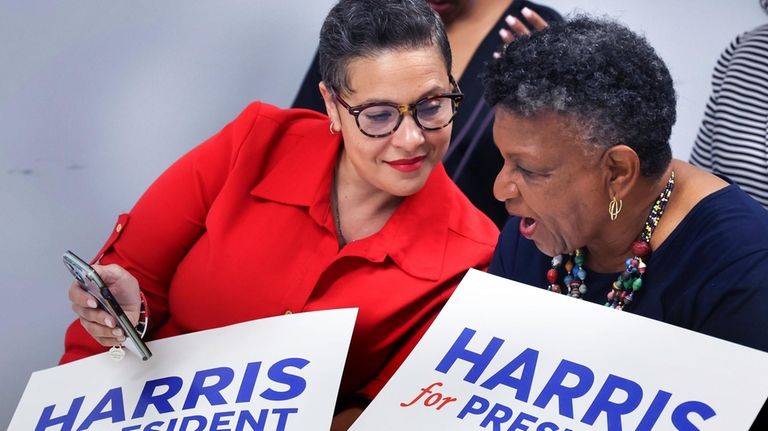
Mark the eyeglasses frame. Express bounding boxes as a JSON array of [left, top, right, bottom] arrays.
[[332, 76, 464, 138]]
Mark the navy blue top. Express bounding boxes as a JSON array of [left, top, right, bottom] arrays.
[[490, 183, 768, 353]]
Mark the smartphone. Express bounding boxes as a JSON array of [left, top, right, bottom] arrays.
[[63, 250, 152, 361]]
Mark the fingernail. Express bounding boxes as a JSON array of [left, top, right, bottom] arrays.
[[112, 328, 124, 337], [506, 15, 517, 26], [522, 7, 532, 17], [117, 336, 126, 342], [493, 52, 501, 59], [499, 28, 509, 39], [104, 317, 114, 327], [87, 299, 98, 308]]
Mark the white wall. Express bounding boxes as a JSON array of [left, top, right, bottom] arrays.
[[0, 0, 336, 425], [1, 0, 765, 426]]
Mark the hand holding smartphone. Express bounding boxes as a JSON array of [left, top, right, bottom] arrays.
[[63, 251, 152, 361]]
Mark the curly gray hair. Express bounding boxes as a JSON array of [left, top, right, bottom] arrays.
[[484, 16, 677, 179]]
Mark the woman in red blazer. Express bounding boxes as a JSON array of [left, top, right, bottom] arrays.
[[63, 0, 498, 428]]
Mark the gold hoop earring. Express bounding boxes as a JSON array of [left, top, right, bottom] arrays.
[[329, 121, 338, 135], [608, 196, 623, 221]]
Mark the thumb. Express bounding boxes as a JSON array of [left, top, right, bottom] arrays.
[[92, 263, 131, 286]]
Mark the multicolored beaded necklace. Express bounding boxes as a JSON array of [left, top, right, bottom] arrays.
[[546, 171, 676, 310]]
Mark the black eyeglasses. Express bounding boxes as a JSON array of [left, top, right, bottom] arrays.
[[333, 77, 464, 138]]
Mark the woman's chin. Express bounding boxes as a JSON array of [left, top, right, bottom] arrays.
[[530, 238, 567, 258]]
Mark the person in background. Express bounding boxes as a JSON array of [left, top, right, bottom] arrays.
[[486, 16, 768, 428], [690, 0, 768, 209], [294, 0, 562, 228], [62, 0, 498, 429]]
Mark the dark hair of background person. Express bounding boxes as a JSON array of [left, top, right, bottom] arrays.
[[484, 16, 677, 179], [318, 0, 451, 94], [294, 1, 563, 229]]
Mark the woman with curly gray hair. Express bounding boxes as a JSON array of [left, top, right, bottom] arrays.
[[486, 18, 768, 426], [486, 17, 768, 350]]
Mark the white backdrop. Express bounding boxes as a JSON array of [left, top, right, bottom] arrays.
[[0, 0, 765, 427]]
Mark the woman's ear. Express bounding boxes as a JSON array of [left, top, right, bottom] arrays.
[[603, 144, 641, 199], [319, 82, 342, 133]]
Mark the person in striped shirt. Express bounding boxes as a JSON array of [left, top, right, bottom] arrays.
[[690, 3, 768, 209]]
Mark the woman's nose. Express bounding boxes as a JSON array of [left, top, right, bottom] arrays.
[[391, 114, 425, 150], [493, 169, 520, 203]]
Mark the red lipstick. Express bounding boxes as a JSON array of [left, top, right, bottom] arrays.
[[387, 156, 426, 173]]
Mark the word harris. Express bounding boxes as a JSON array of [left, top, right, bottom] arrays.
[[400, 327, 717, 431], [35, 357, 309, 431]]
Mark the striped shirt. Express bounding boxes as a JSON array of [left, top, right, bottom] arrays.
[[690, 23, 768, 208]]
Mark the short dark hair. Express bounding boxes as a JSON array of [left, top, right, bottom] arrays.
[[318, 0, 452, 94], [483, 16, 676, 178]]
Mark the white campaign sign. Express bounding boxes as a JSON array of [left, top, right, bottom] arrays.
[[352, 270, 768, 431], [11, 308, 357, 431]]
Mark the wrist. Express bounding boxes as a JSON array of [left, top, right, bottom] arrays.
[[136, 290, 149, 338]]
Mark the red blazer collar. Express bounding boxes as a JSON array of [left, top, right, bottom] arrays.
[[250, 116, 338, 208], [250, 114, 452, 281]]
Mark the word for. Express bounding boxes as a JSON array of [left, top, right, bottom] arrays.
[[400, 382, 458, 410]]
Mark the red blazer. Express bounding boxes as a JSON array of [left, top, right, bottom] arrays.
[[61, 102, 499, 403]]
